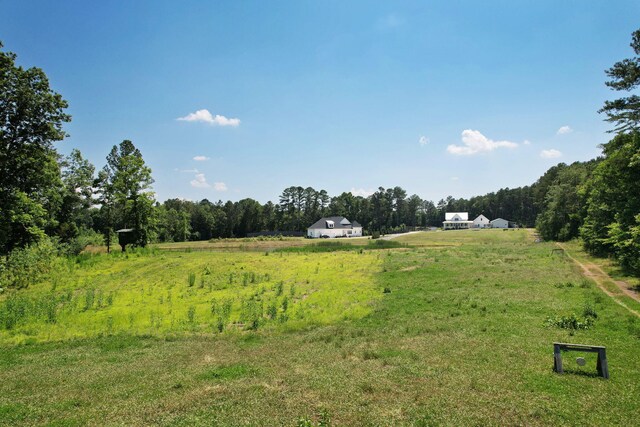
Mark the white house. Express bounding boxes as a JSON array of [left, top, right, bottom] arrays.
[[307, 216, 363, 238], [473, 214, 491, 228], [443, 212, 474, 230], [490, 218, 509, 229]]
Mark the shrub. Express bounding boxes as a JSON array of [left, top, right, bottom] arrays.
[[267, 303, 277, 319], [583, 304, 598, 319], [84, 287, 95, 311], [215, 316, 225, 333], [65, 228, 104, 256], [545, 313, 594, 330], [187, 272, 196, 287], [187, 306, 196, 324], [0, 293, 29, 330], [0, 237, 60, 289]]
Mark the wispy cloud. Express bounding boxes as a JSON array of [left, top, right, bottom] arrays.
[[451, 176, 459, 181], [190, 173, 210, 188], [213, 182, 228, 192], [523, 140, 531, 145], [377, 13, 405, 30], [540, 149, 562, 159], [177, 109, 240, 127], [193, 155, 210, 161], [447, 130, 518, 156], [557, 125, 572, 135], [350, 188, 375, 198], [419, 136, 429, 146]]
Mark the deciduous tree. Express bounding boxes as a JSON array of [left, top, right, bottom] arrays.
[[0, 42, 70, 254]]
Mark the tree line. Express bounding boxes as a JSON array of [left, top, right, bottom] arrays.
[[535, 29, 640, 275], [1, 29, 639, 276]]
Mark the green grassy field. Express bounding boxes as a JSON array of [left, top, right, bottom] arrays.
[[1, 230, 639, 425]]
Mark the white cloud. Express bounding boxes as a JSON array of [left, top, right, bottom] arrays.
[[177, 109, 240, 127], [190, 173, 227, 191], [451, 176, 459, 181], [557, 125, 572, 135], [180, 168, 199, 173], [540, 149, 562, 159], [190, 173, 210, 188], [213, 182, 228, 192], [419, 136, 429, 146], [447, 129, 518, 156], [523, 140, 531, 145], [193, 155, 210, 161], [350, 188, 375, 198]]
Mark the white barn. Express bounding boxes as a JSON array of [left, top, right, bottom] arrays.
[[473, 214, 491, 228], [490, 218, 509, 229], [307, 216, 363, 238], [443, 212, 474, 230]]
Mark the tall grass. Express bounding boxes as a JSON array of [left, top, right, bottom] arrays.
[[276, 240, 406, 253], [0, 248, 382, 343]]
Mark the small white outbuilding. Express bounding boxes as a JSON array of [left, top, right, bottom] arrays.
[[490, 218, 509, 229]]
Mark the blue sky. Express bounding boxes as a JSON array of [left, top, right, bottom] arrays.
[[2, 1, 638, 203]]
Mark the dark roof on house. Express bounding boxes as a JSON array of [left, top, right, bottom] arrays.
[[308, 216, 362, 230]]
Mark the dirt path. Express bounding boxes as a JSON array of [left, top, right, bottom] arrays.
[[380, 231, 423, 240], [556, 242, 640, 318]]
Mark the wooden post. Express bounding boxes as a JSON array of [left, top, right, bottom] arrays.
[[597, 348, 609, 379], [553, 343, 563, 374]]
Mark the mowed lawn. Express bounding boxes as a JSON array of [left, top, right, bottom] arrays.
[[1, 230, 639, 425]]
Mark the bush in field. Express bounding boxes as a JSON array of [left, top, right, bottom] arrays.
[[63, 228, 105, 256], [0, 291, 61, 329], [241, 299, 262, 330], [212, 298, 233, 333], [545, 312, 596, 330], [0, 293, 29, 329], [267, 303, 277, 319], [0, 237, 59, 289], [187, 306, 196, 324], [84, 288, 95, 311]]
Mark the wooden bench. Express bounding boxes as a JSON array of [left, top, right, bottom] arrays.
[[553, 342, 609, 379]]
